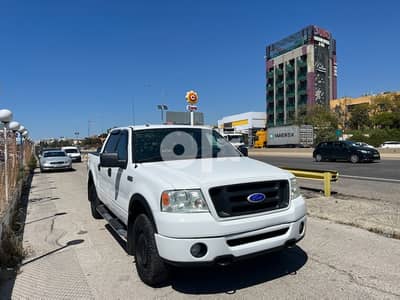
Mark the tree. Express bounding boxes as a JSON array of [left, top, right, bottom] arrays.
[[348, 103, 370, 130], [370, 94, 400, 129], [300, 105, 339, 144]]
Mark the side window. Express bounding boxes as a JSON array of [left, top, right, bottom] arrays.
[[103, 131, 120, 153], [333, 142, 341, 148], [116, 131, 128, 161]]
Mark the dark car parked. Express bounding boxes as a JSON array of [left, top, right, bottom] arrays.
[[313, 141, 380, 163]]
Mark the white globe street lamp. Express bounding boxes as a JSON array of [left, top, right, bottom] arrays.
[[8, 121, 21, 131], [0, 109, 13, 204], [0, 109, 13, 123]]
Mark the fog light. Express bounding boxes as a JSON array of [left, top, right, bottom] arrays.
[[299, 221, 305, 234], [190, 243, 208, 258]]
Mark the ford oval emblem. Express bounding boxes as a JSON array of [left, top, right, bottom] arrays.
[[247, 193, 266, 203]]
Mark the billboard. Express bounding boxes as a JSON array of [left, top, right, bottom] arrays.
[[166, 111, 204, 125]]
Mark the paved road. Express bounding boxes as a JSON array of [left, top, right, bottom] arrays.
[[251, 155, 400, 181], [4, 163, 400, 299]]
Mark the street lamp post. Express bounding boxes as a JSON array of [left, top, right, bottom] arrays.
[[8, 121, 22, 169], [157, 104, 168, 123], [21, 129, 29, 167], [0, 109, 13, 205]]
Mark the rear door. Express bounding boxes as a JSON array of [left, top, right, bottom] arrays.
[[107, 130, 130, 222], [319, 142, 332, 158], [97, 131, 121, 206]]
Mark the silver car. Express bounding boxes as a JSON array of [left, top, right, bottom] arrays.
[[39, 150, 72, 172]]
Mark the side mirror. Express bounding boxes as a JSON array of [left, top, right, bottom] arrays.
[[96, 147, 102, 153], [100, 153, 127, 168], [238, 146, 248, 157]]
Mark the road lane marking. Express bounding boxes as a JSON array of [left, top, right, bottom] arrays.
[[341, 175, 400, 183]]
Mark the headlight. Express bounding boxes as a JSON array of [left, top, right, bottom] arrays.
[[290, 177, 301, 200], [161, 189, 209, 213], [360, 150, 369, 154]]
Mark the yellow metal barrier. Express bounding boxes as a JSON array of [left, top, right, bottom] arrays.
[[280, 167, 339, 197]]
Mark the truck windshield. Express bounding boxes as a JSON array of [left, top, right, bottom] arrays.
[[134, 128, 241, 163]]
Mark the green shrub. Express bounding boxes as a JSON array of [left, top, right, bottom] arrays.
[[28, 156, 37, 171]]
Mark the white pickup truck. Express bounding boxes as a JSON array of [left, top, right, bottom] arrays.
[[87, 125, 306, 286]]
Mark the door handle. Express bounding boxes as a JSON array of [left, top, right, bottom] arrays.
[[97, 164, 101, 171], [107, 168, 112, 177]]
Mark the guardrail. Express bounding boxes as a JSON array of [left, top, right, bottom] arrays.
[[280, 167, 339, 197]]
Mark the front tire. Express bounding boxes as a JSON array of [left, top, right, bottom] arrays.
[[88, 184, 102, 219], [350, 154, 359, 163], [133, 214, 169, 287]]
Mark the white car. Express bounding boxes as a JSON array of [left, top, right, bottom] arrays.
[[40, 150, 72, 172], [62, 146, 82, 162], [87, 125, 306, 287], [380, 141, 400, 149]]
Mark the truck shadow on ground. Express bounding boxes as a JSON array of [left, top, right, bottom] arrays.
[[169, 246, 308, 294]]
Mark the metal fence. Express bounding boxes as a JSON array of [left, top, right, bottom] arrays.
[[0, 132, 33, 214]]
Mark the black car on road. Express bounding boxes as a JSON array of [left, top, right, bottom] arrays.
[[313, 141, 380, 163]]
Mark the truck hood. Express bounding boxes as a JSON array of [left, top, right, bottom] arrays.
[[140, 157, 292, 189]]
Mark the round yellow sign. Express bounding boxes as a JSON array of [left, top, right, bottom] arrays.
[[185, 90, 198, 105]]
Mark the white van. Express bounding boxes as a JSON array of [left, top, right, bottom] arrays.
[[61, 146, 82, 162]]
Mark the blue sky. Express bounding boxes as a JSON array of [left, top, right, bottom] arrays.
[[1, 0, 399, 139]]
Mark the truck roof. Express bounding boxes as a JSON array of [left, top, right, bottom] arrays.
[[110, 124, 213, 131]]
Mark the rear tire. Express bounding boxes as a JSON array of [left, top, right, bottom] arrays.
[[315, 154, 323, 162], [89, 184, 102, 219], [133, 214, 169, 287], [350, 154, 359, 163]]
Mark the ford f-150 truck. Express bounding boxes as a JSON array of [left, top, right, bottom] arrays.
[[87, 125, 306, 286]]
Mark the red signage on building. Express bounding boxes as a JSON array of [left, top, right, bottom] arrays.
[[313, 26, 330, 40]]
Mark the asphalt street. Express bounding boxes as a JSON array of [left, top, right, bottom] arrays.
[[2, 163, 399, 299], [251, 155, 400, 181]]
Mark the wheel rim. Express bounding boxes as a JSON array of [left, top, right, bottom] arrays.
[[351, 155, 358, 163], [136, 233, 149, 268], [316, 154, 322, 161]]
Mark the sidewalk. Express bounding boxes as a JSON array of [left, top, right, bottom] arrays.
[[0, 171, 94, 299]]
